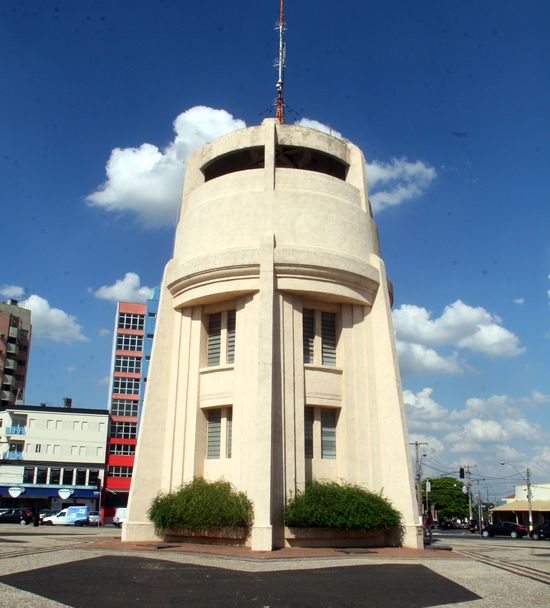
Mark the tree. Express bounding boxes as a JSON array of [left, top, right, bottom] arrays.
[[423, 476, 469, 521]]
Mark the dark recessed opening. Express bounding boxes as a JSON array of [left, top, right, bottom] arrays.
[[202, 146, 265, 182], [275, 145, 348, 180]]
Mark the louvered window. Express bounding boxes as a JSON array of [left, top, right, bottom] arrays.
[[226, 407, 233, 458], [226, 310, 236, 364], [302, 309, 315, 364], [321, 312, 337, 366], [321, 408, 337, 459], [207, 313, 222, 366], [304, 407, 314, 458], [207, 409, 221, 459]]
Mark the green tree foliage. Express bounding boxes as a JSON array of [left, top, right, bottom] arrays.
[[284, 481, 402, 530], [148, 478, 253, 531], [423, 477, 469, 520]]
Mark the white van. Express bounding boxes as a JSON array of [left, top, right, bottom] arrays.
[[113, 507, 127, 528], [42, 506, 89, 526]]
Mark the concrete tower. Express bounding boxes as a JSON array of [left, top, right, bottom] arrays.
[[123, 119, 420, 550]]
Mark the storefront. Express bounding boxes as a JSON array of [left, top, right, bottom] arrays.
[[0, 485, 100, 514]]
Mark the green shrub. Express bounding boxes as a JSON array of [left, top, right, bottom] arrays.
[[284, 481, 401, 530], [148, 478, 253, 531]]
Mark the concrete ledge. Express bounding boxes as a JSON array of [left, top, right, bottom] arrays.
[[284, 527, 397, 549], [162, 527, 248, 547]]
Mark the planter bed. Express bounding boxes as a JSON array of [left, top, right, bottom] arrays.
[[284, 526, 401, 548], [162, 527, 248, 546]]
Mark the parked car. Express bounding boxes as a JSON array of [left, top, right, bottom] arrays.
[[481, 521, 527, 538], [530, 521, 550, 541], [0, 508, 33, 525], [87, 511, 101, 526], [38, 509, 56, 522], [113, 507, 127, 528]]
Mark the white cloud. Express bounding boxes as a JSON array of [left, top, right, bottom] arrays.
[[396, 341, 462, 375], [97, 376, 110, 386], [1, 284, 25, 299], [407, 434, 445, 454], [87, 106, 246, 226], [66, 366, 76, 373], [403, 387, 455, 432], [393, 300, 525, 358], [295, 118, 343, 139], [365, 158, 436, 212], [93, 272, 153, 303], [513, 298, 524, 305], [20, 295, 87, 344], [99, 328, 111, 337]]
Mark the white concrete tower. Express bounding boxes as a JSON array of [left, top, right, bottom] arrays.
[[123, 119, 420, 550]]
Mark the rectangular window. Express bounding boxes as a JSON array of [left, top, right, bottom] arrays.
[[226, 407, 233, 458], [36, 467, 48, 484], [88, 470, 99, 486], [114, 355, 142, 374], [75, 469, 86, 485], [35, 444, 41, 453], [108, 443, 136, 456], [116, 334, 143, 351], [62, 468, 74, 485], [302, 309, 315, 364], [113, 377, 140, 395], [207, 408, 221, 459], [118, 312, 144, 330], [226, 310, 236, 364], [107, 466, 133, 478], [110, 421, 137, 439], [207, 313, 222, 366], [304, 407, 314, 458], [23, 466, 34, 484], [321, 312, 337, 366], [49, 468, 60, 485], [110, 399, 139, 417], [321, 408, 337, 459]]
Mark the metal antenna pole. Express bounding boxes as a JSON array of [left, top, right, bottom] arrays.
[[275, 0, 286, 123]]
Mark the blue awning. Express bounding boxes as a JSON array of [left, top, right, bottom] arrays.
[[0, 485, 99, 499]]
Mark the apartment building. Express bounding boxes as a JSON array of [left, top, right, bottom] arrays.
[[0, 402, 108, 512], [0, 300, 31, 406]]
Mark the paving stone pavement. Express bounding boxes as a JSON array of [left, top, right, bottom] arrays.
[[0, 526, 548, 607]]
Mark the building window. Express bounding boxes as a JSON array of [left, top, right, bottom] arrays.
[[23, 467, 34, 484], [113, 377, 140, 395], [75, 469, 86, 485], [118, 313, 144, 331], [205, 407, 233, 460], [114, 355, 142, 374], [206, 309, 236, 367], [302, 308, 338, 367], [116, 334, 143, 351], [108, 443, 136, 456], [35, 444, 41, 453], [304, 407, 314, 458], [49, 468, 61, 485], [36, 467, 47, 484], [62, 468, 74, 485], [321, 408, 337, 459], [107, 466, 133, 478], [111, 399, 139, 417], [88, 470, 99, 486], [110, 421, 137, 439]]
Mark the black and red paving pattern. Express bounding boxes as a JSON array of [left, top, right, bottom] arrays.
[[0, 555, 479, 607]]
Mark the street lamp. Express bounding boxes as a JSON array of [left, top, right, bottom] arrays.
[[500, 462, 533, 533]]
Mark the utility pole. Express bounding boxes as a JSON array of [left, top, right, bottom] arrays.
[[526, 467, 533, 533], [410, 441, 428, 523]]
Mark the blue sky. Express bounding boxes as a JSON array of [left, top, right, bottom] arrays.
[[1, 1, 549, 500]]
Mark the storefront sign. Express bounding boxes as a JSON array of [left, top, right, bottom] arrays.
[[8, 487, 25, 498], [58, 488, 74, 500]]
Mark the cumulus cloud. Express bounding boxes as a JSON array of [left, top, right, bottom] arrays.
[[87, 106, 246, 226], [393, 300, 525, 358], [513, 298, 524, 305], [93, 272, 153, 303], [20, 295, 87, 344], [99, 328, 111, 337], [365, 158, 436, 212], [1, 284, 25, 299], [396, 341, 462, 375], [295, 118, 343, 139]]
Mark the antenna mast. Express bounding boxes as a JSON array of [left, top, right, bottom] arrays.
[[275, 0, 286, 123]]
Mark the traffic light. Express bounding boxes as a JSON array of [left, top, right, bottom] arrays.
[[459, 467, 465, 479]]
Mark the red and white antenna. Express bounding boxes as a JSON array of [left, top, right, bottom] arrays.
[[274, 0, 286, 123]]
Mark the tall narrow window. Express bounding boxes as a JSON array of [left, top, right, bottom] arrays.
[[303, 309, 315, 364], [321, 408, 337, 459], [207, 409, 221, 459], [321, 312, 337, 366], [226, 310, 236, 364], [49, 468, 61, 485], [304, 407, 314, 458], [207, 313, 222, 366], [226, 407, 233, 458]]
